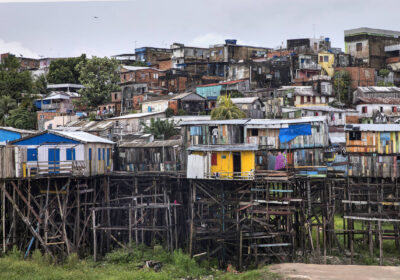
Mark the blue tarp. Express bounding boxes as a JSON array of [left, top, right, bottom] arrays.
[[279, 124, 312, 143]]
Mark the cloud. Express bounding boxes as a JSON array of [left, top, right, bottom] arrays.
[[189, 32, 260, 48], [0, 39, 39, 58], [0, 0, 124, 3]]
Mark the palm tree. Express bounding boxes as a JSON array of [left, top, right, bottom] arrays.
[[141, 118, 177, 140], [211, 95, 246, 120], [0, 96, 17, 126]]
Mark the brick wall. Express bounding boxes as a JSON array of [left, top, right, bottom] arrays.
[[335, 67, 375, 89]]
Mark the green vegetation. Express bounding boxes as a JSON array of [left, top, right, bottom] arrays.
[[333, 70, 352, 104], [0, 55, 37, 129], [211, 95, 246, 120], [142, 118, 178, 140], [165, 107, 175, 118], [0, 246, 280, 280], [76, 56, 120, 109], [47, 54, 87, 84]]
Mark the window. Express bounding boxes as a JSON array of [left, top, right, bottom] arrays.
[[98, 148, 101, 160], [356, 42, 362, 52], [312, 96, 316, 104], [339, 113, 342, 119], [324, 56, 329, 62], [114, 93, 118, 100], [89, 148, 92, 160], [171, 80, 175, 86], [211, 153, 217, 166], [314, 112, 319, 116], [103, 148, 105, 160], [107, 148, 110, 166], [362, 106, 368, 113], [349, 131, 361, 140], [40, 115, 44, 120], [393, 106, 397, 113], [66, 148, 75, 161], [307, 96, 311, 102], [300, 96, 304, 104], [380, 107, 383, 113], [319, 56, 323, 62], [251, 129, 259, 136], [27, 148, 38, 162]]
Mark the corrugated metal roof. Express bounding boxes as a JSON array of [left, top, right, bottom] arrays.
[[345, 124, 400, 132], [0, 126, 36, 134], [188, 144, 258, 152], [180, 119, 250, 126], [109, 111, 165, 120], [121, 65, 164, 72], [51, 130, 114, 144], [301, 106, 357, 113], [171, 92, 204, 100], [47, 84, 84, 89], [356, 86, 400, 93], [120, 139, 182, 148], [196, 79, 247, 88], [231, 97, 260, 104], [356, 97, 400, 105], [247, 116, 327, 126]]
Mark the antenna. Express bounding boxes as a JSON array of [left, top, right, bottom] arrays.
[[313, 24, 316, 39]]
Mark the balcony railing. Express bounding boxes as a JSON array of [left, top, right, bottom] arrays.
[[41, 103, 61, 110], [299, 63, 321, 70], [22, 160, 86, 177]]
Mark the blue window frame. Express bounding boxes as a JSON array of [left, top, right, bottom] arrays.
[[66, 148, 75, 161], [106, 148, 110, 166], [98, 148, 101, 160], [102, 148, 105, 160], [89, 148, 92, 160], [27, 148, 38, 162]]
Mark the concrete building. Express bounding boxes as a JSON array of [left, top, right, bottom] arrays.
[[231, 97, 265, 119], [344, 27, 400, 69]]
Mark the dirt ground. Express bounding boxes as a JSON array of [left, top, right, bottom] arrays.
[[269, 263, 400, 280]]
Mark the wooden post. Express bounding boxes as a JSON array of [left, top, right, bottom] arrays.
[[2, 182, 5, 253], [323, 216, 327, 264], [189, 180, 195, 257], [379, 220, 383, 266], [92, 209, 97, 262], [128, 204, 132, 245], [239, 230, 243, 270]]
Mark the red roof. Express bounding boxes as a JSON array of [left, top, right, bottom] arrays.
[[197, 79, 248, 88]]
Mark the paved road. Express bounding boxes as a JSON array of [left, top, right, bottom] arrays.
[[269, 263, 400, 280]]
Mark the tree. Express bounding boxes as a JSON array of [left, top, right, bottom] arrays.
[[6, 99, 37, 129], [32, 74, 47, 96], [141, 118, 177, 140], [47, 54, 87, 84], [333, 70, 352, 104], [76, 56, 120, 109], [0, 55, 33, 99], [211, 95, 246, 120], [0, 95, 17, 125]]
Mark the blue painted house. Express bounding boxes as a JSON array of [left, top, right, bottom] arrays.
[[11, 130, 114, 177]]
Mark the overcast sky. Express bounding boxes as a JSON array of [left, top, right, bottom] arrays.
[[0, 0, 399, 58]]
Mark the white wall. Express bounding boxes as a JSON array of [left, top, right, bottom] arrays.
[[187, 154, 205, 179], [356, 104, 400, 118]]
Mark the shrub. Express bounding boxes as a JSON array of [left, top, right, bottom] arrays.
[[165, 108, 175, 118]]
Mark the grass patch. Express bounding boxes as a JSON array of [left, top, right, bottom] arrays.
[[0, 245, 280, 280]]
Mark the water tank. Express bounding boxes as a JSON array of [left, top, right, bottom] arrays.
[[225, 39, 237, 45], [325, 37, 330, 42]]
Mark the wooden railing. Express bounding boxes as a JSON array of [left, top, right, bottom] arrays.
[[22, 160, 86, 177], [204, 171, 254, 180]]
